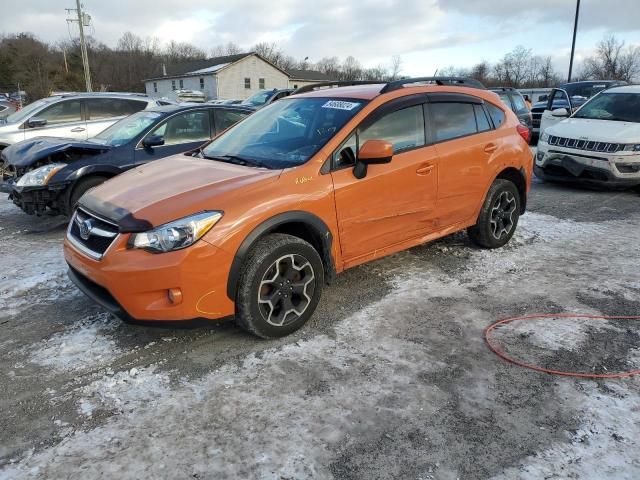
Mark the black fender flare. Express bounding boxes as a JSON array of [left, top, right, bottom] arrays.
[[226, 211, 336, 300]]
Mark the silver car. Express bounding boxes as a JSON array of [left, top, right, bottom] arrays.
[[0, 93, 163, 150]]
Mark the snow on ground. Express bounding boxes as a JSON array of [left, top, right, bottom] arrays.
[[2, 211, 640, 479], [26, 313, 121, 372]]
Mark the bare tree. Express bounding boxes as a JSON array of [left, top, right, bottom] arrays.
[[340, 56, 362, 80], [581, 35, 640, 82], [389, 55, 402, 80]]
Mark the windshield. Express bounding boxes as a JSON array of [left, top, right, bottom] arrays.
[[243, 90, 276, 107], [92, 111, 162, 145], [202, 97, 365, 168], [5, 98, 52, 124], [573, 92, 640, 122]]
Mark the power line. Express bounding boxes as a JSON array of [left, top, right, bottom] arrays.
[[66, 1, 93, 91]]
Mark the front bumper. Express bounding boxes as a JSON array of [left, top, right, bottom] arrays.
[[9, 184, 66, 215], [64, 233, 236, 321], [535, 144, 640, 188]]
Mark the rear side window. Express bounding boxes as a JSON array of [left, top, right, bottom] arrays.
[[87, 99, 147, 120], [431, 102, 477, 142], [359, 105, 425, 154], [214, 109, 249, 133], [511, 94, 528, 114], [474, 104, 492, 132], [486, 103, 506, 128]]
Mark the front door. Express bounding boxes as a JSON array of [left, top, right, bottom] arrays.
[[540, 88, 572, 135], [135, 110, 212, 165], [331, 104, 438, 261], [24, 99, 87, 141]]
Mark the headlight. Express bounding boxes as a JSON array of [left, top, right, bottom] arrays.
[[623, 144, 640, 152], [16, 163, 66, 187], [130, 211, 223, 253], [540, 132, 550, 143]]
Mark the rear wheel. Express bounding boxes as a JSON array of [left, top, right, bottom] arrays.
[[468, 179, 521, 249], [67, 176, 108, 215], [235, 233, 324, 338]]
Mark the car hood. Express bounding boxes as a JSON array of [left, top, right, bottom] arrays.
[[1, 136, 111, 167], [79, 155, 281, 230], [546, 118, 640, 143]]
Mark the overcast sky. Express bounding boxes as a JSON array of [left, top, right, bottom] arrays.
[[2, 0, 639, 77]]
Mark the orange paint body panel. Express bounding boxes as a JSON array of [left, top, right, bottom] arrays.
[[64, 83, 533, 323]]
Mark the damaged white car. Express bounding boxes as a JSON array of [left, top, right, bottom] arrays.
[[535, 85, 640, 188]]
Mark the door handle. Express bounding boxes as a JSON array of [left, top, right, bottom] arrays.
[[416, 164, 435, 175], [484, 143, 498, 153], [71, 127, 86, 132]]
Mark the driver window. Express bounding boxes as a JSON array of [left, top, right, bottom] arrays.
[[37, 100, 82, 125], [333, 133, 357, 168], [359, 105, 425, 154], [548, 90, 570, 111], [148, 111, 210, 145]]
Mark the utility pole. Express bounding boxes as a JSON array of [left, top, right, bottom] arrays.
[[567, 0, 580, 83], [66, 1, 92, 91]]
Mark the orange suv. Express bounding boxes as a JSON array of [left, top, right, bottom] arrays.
[[64, 77, 533, 338]]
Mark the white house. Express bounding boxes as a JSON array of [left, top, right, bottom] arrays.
[[144, 53, 291, 101]]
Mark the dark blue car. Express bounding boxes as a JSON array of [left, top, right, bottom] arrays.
[[1, 103, 252, 215]]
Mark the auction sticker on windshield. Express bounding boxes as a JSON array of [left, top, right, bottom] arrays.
[[322, 100, 361, 111]]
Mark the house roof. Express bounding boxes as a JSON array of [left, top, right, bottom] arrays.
[[287, 69, 334, 81], [144, 52, 291, 82]]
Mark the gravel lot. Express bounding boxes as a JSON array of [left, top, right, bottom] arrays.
[[1, 177, 639, 479]]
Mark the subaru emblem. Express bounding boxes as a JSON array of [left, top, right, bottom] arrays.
[[79, 219, 93, 240]]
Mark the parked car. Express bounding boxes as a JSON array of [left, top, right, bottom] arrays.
[[167, 89, 207, 103], [489, 87, 532, 135], [64, 77, 532, 338], [530, 80, 626, 140], [535, 85, 640, 188], [0, 100, 17, 119], [241, 88, 295, 109], [3, 104, 252, 215], [0, 93, 163, 150]]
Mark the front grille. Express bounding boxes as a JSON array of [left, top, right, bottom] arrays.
[[547, 135, 624, 154], [67, 208, 119, 260]]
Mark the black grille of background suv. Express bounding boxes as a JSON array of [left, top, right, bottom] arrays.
[[67, 208, 119, 260]]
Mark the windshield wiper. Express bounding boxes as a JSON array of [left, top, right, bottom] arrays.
[[201, 154, 271, 169]]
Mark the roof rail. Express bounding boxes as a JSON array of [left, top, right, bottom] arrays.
[[57, 91, 149, 98], [292, 80, 384, 95], [380, 77, 486, 93]]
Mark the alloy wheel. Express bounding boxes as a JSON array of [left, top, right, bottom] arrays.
[[490, 191, 517, 240], [257, 254, 316, 327]]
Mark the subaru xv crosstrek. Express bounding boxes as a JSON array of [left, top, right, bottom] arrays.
[[64, 77, 533, 338]]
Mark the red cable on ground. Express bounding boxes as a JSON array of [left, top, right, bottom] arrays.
[[484, 313, 640, 379]]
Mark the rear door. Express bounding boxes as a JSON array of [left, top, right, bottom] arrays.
[[135, 110, 212, 164], [212, 108, 250, 135], [23, 98, 86, 140], [331, 99, 439, 261], [85, 98, 148, 138], [428, 95, 495, 227]]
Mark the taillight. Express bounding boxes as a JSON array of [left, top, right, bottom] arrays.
[[516, 124, 531, 143]]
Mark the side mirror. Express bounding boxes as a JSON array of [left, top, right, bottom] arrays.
[[551, 108, 569, 118], [353, 139, 393, 179], [27, 117, 47, 128], [142, 134, 165, 148]]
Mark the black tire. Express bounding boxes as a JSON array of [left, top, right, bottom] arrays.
[[235, 233, 324, 339], [468, 179, 521, 249], [67, 176, 108, 215]]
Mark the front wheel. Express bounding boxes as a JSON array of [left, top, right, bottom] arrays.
[[67, 176, 108, 215], [235, 233, 324, 338], [468, 179, 521, 249]]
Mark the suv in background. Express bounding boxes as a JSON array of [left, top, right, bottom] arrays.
[[530, 80, 626, 140], [489, 87, 532, 137], [0, 93, 162, 150], [535, 85, 640, 188], [241, 88, 295, 109], [64, 77, 532, 338]]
